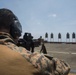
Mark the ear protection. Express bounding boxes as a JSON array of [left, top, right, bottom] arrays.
[[10, 16, 22, 39], [0, 8, 22, 39]]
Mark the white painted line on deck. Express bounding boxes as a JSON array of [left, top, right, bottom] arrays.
[[48, 51, 76, 55], [71, 53, 76, 54]]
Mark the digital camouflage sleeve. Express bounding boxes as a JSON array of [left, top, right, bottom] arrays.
[[6, 43, 70, 75]]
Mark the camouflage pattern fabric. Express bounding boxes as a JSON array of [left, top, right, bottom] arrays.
[[0, 32, 70, 75], [6, 43, 54, 75]]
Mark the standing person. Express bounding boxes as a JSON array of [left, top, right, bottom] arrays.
[[0, 8, 70, 75], [40, 43, 47, 54]]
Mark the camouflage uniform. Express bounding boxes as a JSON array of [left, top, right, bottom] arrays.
[[0, 32, 70, 75]]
